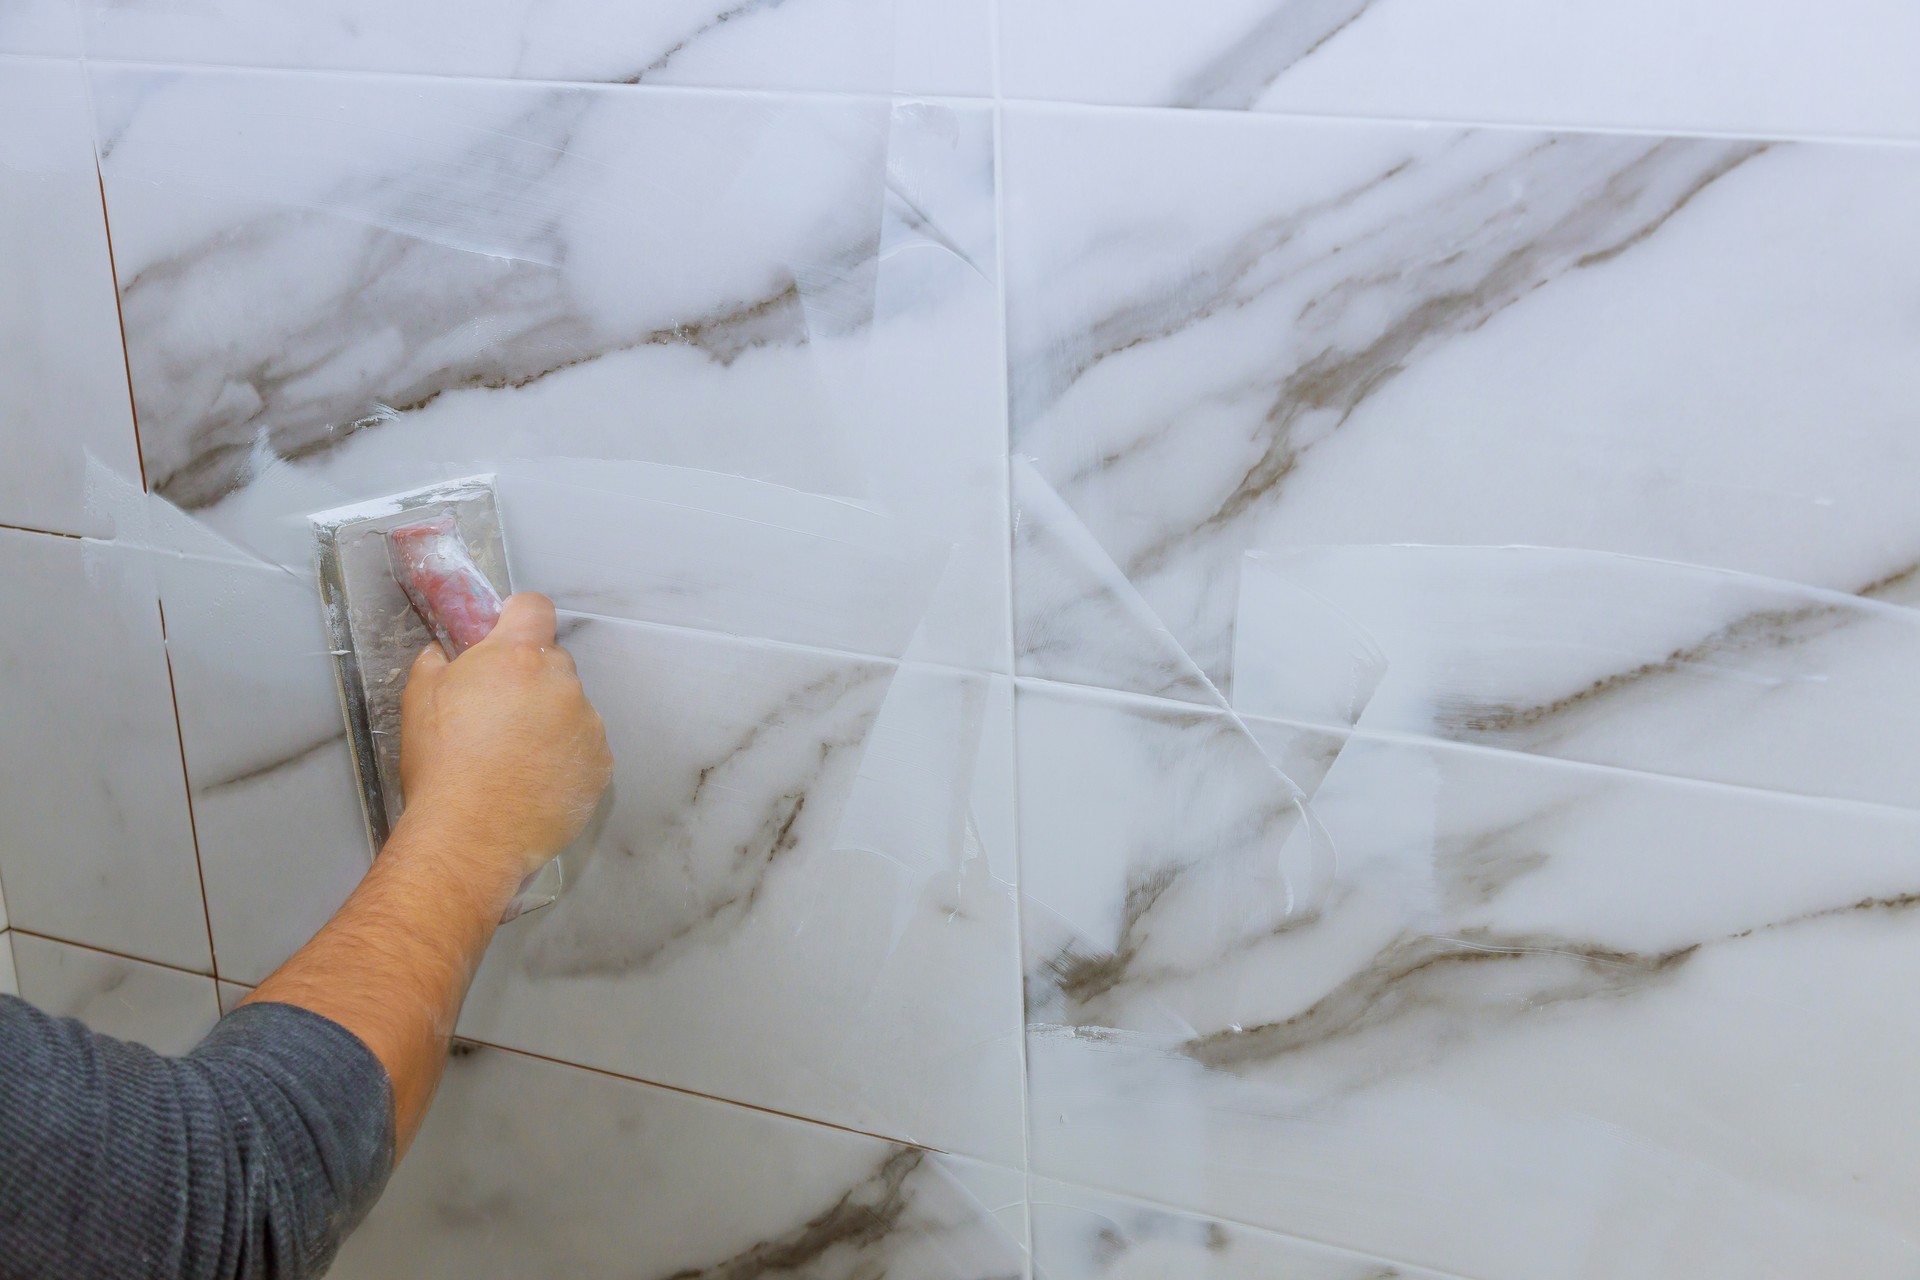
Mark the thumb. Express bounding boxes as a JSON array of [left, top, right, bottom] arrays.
[[406, 642, 449, 695], [486, 592, 559, 649]]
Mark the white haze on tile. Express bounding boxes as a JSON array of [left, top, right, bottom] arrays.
[[1255, 544, 1920, 810], [459, 625, 1025, 1162], [1230, 551, 1387, 728], [97, 70, 1006, 668], [0, 58, 143, 537], [1031, 1178, 1459, 1280], [76, 0, 992, 96], [1005, 107, 1920, 699], [999, 0, 1920, 137], [333, 1043, 1026, 1279], [0, 529, 209, 973], [1023, 706, 1920, 1277]]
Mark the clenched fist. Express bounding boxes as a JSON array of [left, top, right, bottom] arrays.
[[396, 592, 613, 903]]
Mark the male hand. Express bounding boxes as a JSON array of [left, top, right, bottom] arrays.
[[397, 593, 613, 891]]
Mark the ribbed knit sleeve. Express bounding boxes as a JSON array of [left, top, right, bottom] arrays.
[[0, 996, 394, 1280]]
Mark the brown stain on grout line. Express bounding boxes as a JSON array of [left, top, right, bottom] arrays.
[[93, 157, 218, 977], [154, 598, 221, 982], [95, 161, 148, 494], [25, 930, 949, 1155], [450, 1037, 952, 1156], [7, 927, 216, 981], [0, 522, 84, 541]]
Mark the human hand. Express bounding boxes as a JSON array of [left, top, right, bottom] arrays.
[[397, 593, 612, 890]]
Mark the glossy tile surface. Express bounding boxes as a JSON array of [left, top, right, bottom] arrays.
[[98, 64, 1020, 1158], [332, 1042, 1026, 1279], [1000, 0, 1920, 137], [0, 56, 143, 537], [0, 529, 209, 972], [9, 934, 221, 1054], [98, 66, 1005, 669], [1032, 1178, 1456, 1279], [0, 1, 80, 55], [1020, 689, 1920, 1276], [5, 3, 1920, 1272], [75, 0, 991, 95], [457, 630, 1025, 1161], [1004, 106, 1920, 702], [1239, 546, 1920, 808]]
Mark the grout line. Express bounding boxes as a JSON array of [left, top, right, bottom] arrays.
[[222, 972, 967, 1155], [454, 1037, 959, 1155], [0, 50, 78, 67], [30, 938, 981, 1173], [985, 7, 1041, 1265], [8, 927, 216, 980], [88, 157, 148, 494], [1023, 1171, 1490, 1280], [58, 52, 1920, 150], [154, 597, 222, 980], [1016, 669, 1920, 822], [79, 53, 984, 112], [0, 522, 84, 541], [997, 93, 1920, 150], [1235, 705, 1920, 824]]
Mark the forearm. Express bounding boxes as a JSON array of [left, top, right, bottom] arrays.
[[243, 802, 515, 1156]]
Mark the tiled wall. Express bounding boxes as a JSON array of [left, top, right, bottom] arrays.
[[3, 3, 1920, 1277]]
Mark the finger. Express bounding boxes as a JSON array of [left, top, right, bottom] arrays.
[[410, 643, 449, 680], [403, 643, 448, 709], [486, 592, 558, 649]]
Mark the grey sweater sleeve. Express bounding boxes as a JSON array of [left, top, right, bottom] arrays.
[[0, 996, 395, 1280]]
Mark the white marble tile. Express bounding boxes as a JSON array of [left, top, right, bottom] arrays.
[[1032, 1178, 1456, 1279], [332, 1041, 1026, 1279], [1020, 686, 1920, 1277], [999, 0, 1920, 138], [10, 934, 221, 1054], [1004, 106, 1920, 702], [96, 66, 1020, 1154], [0, 934, 16, 998], [96, 67, 1006, 669], [75, 0, 991, 96], [215, 980, 250, 1016], [0, 56, 143, 537], [0, 1, 80, 55], [0, 529, 209, 972], [458, 632, 1025, 1163], [153, 538, 373, 984], [173, 588, 1025, 1158], [1238, 546, 1920, 810]]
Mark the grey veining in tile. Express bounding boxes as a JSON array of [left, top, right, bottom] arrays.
[[76, 0, 991, 95], [1005, 106, 1920, 704], [94, 68, 1020, 1161], [458, 633, 1025, 1161], [1021, 691, 1920, 1276], [999, 0, 1920, 137], [331, 1041, 1026, 1279], [98, 68, 1006, 666], [1238, 545, 1920, 809]]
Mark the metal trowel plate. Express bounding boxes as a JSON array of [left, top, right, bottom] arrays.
[[311, 476, 511, 853]]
